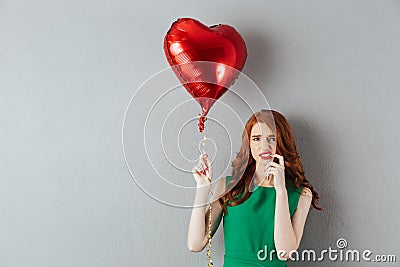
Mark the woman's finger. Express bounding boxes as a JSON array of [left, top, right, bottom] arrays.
[[264, 162, 274, 171], [267, 170, 278, 179], [193, 165, 201, 173], [273, 154, 285, 167], [205, 158, 211, 171], [201, 154, 209, 167], [199, 160, 207, 172], [195, 164, 206, 173], [197, 161, 209, 176], [268, 162, 283, 169]]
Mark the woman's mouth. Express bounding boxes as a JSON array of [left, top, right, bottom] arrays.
[[259, 152, 273, 160]]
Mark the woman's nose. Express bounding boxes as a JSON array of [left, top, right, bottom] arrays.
[[261, 144, 270, 151], [262, 142, 272, 151]]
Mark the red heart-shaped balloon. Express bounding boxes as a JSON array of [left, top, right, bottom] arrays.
[[164, 18, 247, 131]]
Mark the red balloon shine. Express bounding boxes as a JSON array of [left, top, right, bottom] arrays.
[[164, 18, 247, 132]]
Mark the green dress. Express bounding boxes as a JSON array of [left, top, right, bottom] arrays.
[[223, 176, 304, 267]]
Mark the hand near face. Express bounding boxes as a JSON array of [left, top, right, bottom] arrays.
[[264, 154, 286, 191]]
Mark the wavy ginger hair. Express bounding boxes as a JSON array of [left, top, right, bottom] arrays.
[[218, 109, 322, 213]]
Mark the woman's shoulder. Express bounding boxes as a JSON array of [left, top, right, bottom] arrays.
[[300, 186, 312, 198], [288, 185, 311, 199], [286, 180, 304, 194]]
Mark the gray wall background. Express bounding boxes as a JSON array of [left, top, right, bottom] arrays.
[[1, 0, 399, 266]]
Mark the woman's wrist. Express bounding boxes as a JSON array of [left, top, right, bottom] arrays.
[[275, 187, 287, 195], [196, 181, 212, 190], [196, 176, 212, 186]]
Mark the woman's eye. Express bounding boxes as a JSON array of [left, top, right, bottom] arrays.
[[252, 137, 275, 141], [252, 137, 275, 142]]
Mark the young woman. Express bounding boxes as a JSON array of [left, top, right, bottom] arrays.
[[187, 109, 322, 266]]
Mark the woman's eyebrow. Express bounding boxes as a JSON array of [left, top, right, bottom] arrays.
[[251, 134, 275, 137]]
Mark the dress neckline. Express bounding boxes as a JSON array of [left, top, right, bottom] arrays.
[[253, 184, 275, 189]]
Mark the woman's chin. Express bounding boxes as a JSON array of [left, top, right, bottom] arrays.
[[256, 160, 268, 169], [256, 159, 269, 166]]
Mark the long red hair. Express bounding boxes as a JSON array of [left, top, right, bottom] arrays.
[[218, 109, 322, 213]]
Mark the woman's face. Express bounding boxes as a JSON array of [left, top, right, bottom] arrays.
[[250, 122, 276, 166]]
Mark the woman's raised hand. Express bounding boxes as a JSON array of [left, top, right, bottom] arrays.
[[192, 154, 213, 186]]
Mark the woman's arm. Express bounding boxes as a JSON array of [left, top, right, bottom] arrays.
[[274, 187, 312, 260], [187, 177, 225, 252]]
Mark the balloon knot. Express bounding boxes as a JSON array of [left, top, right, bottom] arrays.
[[198, 115, 207, 133]]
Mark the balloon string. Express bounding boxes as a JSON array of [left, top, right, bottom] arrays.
[[196, 113, 213, 265], [198, 114, 207, 133], [200, 130, 213, 266], [201, 131, 206, 155]]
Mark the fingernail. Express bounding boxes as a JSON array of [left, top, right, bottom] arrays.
[[203, 154, 208, 158]]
